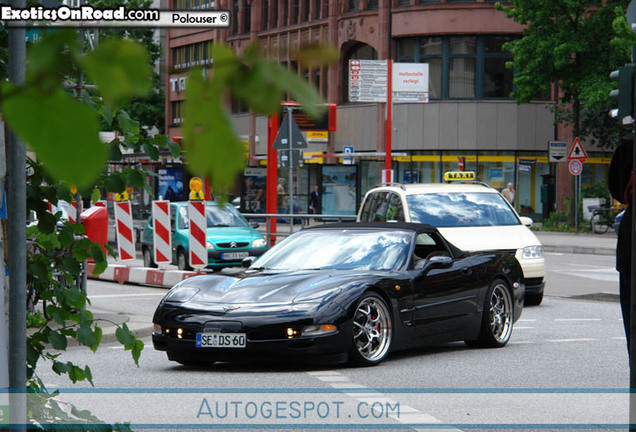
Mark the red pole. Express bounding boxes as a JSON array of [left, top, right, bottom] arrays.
[[385, 59, 393, 178], [204, 177, 211, 201], [267, 116, 279, 245]]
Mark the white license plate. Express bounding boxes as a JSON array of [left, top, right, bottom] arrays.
[[221, 251, 249, 260], [196, 332, 246, 348]]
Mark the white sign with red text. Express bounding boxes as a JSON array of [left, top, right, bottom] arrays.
[[392, 63, 429, 103]]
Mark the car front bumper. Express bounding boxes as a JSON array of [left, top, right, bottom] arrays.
[[206, 247, 267, 268]]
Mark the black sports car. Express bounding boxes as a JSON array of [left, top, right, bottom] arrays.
[[152, 222, 524, 366]]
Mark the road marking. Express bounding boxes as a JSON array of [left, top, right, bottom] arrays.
[[89, 293, 166, 298], [509, 340, 534, 345], [513, 326, 535, 330], [308, 370, 462, 432], [554, 318, 602, 322], [613, 337, 627, 340], [552, 268, 618, 283], [547, 338, 598, 343], [545, 252, 563, 256], [518, 319, 536, 322]]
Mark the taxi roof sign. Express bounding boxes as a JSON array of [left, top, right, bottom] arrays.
[[444, 171, 476, 182]]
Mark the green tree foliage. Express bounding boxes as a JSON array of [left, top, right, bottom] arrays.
[[2, 24, 335, 427], [497, 0, 634, 147]]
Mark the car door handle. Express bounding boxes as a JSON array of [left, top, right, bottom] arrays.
[[461, 267, 471, 275]]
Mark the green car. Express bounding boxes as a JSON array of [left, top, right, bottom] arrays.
[[141, 201, 268, 270]]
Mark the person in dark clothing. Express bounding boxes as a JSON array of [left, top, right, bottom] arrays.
[[308, 185, 320, 214], [609, 134, 633, 353]]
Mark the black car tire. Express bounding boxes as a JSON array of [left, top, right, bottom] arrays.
[[348, 293, 392, 367], [143, 247, 158, 268], [466, 278, 514, 348], [524, 291, 543, 306], [177, 248, 192, 271]]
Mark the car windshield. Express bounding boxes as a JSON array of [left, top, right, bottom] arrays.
[[179, 204, 249, 229], [406, 192, 520, 227], [252, 229, 412, 271]]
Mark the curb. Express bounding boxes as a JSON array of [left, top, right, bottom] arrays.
[[542, 245, 615, 256], [87, 262, 203, 289]]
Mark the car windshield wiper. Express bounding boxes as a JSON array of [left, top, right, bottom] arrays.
[[209, 224, 230, 227]]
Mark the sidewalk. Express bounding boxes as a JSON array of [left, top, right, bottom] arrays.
[[534, 230, 616, 256]]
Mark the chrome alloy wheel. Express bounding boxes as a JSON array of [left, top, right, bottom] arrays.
[[352, 296, 392, 362], [489, 283, 513, 344]]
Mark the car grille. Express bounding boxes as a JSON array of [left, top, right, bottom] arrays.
[[217, 242, 249, 248]]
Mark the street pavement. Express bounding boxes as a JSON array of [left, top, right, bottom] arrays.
[[88, 229, 620, 345]]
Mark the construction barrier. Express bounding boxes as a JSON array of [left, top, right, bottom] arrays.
[[114, 200, 135, 261], [152, 200, 172, 266], [188, 200, 207, 270]]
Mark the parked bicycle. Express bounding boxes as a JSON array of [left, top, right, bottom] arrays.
[[588, 205, 623, 234]]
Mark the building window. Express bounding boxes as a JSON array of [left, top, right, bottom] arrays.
[[348, 0, 360, 11], [367, 0, 379, 9], [397, 35, 517, 100], [283, 0, 288, 25], [232, 0, 239, 34], [243, 0, 251, 32], [171, 100, 184, 125], [313, 0, 321, 20], [171, 42, 212, 70], [262, 0, 269, 30], [302, 0, 309, 21], [272, 0, 278, 26], [291, 0, 299, 24]]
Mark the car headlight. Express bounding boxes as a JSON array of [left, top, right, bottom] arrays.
[[522, 245, 544, 259], [252, 238, 266, 248], [206, 241, 215, 250], [163, 286, 200, 303]]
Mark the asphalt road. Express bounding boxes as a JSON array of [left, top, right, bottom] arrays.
[[32, 252, 630, 431]]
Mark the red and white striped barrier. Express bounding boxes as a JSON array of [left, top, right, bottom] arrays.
[[87, 262, 199, 287], [188, 201, 207, 269], [114, 200, 135, 261], [152, 200, 172, 267], [68, 201, 80, 224]]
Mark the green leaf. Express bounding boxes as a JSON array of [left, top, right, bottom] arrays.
[[183, 72, 245, 193], [91, 259, 108, 276], [295, 43, 340, 69], [91, 188, 102, 204], [116, 323, 135, 347], [142, 142, 160, 161], [132, 339, 144, 366], [52, 361, 68, 375], [77, 325, 96, 348], [127, 169, 146, 188], [167, 139, 181, 158], [91, 326, 103, 353], [48, 331, 67, 350], [2, 87, 108, 189], [84, 365, 94, 386], [118, 110, 140, 136], [83, 39, 152, 106]]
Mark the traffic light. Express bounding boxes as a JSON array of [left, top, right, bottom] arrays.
[[609, 63, 635, 123]]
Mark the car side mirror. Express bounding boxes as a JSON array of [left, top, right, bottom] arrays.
[[242, 256, 257, 268], [251, 222, 260, 229], [519, 216, 533, 227], [424, 255, 453, 271]]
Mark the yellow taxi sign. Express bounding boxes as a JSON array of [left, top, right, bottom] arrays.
[[444, 171, 476, 182]]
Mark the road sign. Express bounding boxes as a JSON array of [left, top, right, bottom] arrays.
[[278, 149, 304, 168], [349, 59, 388, 103], [567, 137, 588, 162], [568, 160, 583, 176], [392, 63, 429, 103], [273, 113, 308, 150], [549, 141, 567, 162], [151, 200, 172, 266], [343, 145, 354, 165]]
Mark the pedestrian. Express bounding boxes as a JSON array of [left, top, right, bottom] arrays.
[[501, 182, 515, 205], [308, 185, 319, 214], [277, 178, 286, 213], [609, 134, 633, 354]]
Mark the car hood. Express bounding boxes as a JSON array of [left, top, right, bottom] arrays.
[[166, 270, 377, 306], [438, 225, 541, 252], [206, 226, 260, 240]]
